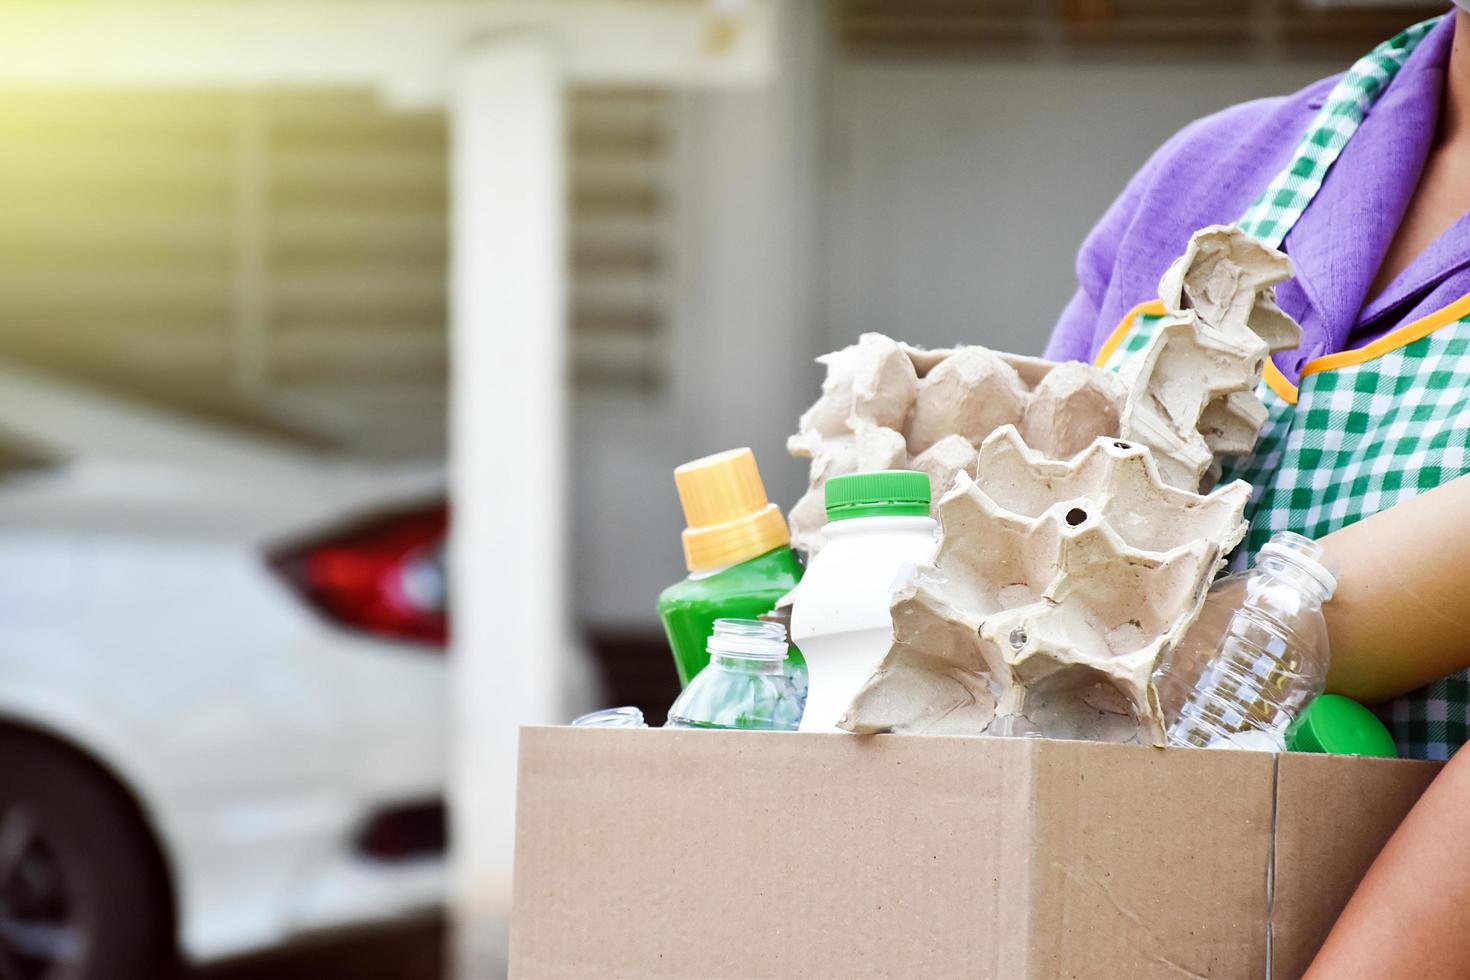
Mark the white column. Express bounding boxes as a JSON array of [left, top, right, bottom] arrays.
[[447, 35, 567, 978]]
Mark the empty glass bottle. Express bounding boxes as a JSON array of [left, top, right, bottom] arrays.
[[1159, 531, 1338, 752], [665, 619, 803, 731]]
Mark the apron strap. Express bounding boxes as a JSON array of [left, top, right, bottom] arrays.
[[1237, 15, 1443, 248]]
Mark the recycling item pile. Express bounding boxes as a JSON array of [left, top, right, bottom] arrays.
[[575, 225, 1399, 758]]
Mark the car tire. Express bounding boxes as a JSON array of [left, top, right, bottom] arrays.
[[0, 732, 175, 980]]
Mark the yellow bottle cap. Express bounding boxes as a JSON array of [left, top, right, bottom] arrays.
[[674, 447, 790, 572]]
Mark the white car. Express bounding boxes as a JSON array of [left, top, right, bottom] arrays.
[[0, 365, 449, 978]]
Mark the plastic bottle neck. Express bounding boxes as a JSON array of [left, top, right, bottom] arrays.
[[686, 544, 788, 580], [709, 650, 787, 675], [704, 618, 790, 674], [1255, 552, 1335, 606]]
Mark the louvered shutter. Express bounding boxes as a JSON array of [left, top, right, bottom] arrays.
[[0, 85, 675, 457]]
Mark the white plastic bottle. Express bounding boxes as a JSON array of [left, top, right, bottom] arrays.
[[790, 471, 938, 733]]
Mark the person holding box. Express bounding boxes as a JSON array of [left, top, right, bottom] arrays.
[[1049, 7, 1470, 756], [1049, 6, 1470, 972]]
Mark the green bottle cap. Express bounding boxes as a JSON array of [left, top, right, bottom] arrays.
[[824, 470, 931, 522], [1287, 694, 1398, 758]]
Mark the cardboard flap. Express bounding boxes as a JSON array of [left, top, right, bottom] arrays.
[[510, 727, 1038, 978], [1270, 753, 1441, 980], [1027, 741, 1275, 980]]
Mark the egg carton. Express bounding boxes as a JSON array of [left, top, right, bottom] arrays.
[[787, 224, 1298, 552], [1116, 224, 1301, 490], [786, 336, 1126, 555], [838, 426, 1251, 744], [787, 225, 1301, 742]]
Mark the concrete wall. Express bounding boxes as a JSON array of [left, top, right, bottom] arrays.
[[822, 57, 1342, 357]]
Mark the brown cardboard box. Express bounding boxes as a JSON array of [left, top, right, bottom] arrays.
[[509, 727, 1439, 979]]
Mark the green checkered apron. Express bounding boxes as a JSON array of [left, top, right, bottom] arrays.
[[1098, 15, 1470, 760]]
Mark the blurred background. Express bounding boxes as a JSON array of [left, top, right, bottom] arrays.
[[0, 0, 1444, 977]]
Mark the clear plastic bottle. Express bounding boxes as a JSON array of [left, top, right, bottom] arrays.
[[1160, 531, 1338, 751], [665, 619, 803, 731], [571, 706, 648, 728]]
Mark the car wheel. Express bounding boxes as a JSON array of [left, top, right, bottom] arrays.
[[0, 733, 174, 980]]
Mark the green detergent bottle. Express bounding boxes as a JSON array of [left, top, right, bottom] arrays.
[[658, 448, 804, 689]]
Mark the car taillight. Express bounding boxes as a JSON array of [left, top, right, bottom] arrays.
[[356, 800, 448, 861], [270, 502, 449, 648]]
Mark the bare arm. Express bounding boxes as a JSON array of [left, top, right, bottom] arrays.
[[1306, 746, 1470, 978], [1319, 471, 1470, 703]]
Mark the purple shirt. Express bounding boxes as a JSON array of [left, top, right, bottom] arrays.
[[1046, 13, 1470, 385]]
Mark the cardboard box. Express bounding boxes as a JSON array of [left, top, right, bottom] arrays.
[[510, 727, 1439, 979]]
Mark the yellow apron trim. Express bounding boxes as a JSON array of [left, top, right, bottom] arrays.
[[1094, 297, 1301, 406], [1094, 299, 1166, 369], [1299, 289, 1470, 379], [1263, 362, 1298, 404]]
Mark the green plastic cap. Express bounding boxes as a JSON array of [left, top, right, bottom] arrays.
[[1286, 694, 1398, 758], [825, 470, 931, 522]]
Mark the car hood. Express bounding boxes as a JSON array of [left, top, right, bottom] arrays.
[[0, 458, 445, 544], [0, 363, 445, 542]]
